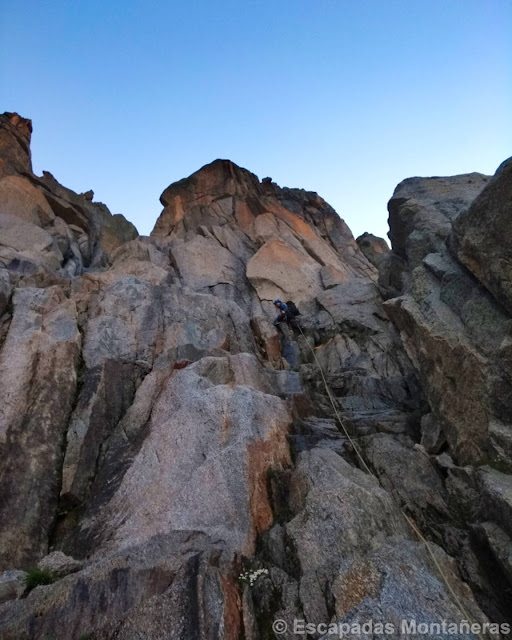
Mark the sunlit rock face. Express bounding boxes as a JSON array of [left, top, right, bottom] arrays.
[[0, 113, 510, 637], [0, 112, 137, 286]]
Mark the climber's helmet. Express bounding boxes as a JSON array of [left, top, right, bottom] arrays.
[[274, 299, 282, 307]]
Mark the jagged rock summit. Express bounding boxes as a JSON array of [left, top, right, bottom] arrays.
[[0, 113, 511, 638], [0, 111, 138, 286]]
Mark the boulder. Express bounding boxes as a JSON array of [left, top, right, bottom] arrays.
[[37, 551, 83, 578]]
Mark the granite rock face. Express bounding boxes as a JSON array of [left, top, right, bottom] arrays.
[[383, 169, 510, 464], [0, 115, 509, 637], [453, 158, 512, 315], [0, 286, 81, 568], [379, 158, 512, 619]]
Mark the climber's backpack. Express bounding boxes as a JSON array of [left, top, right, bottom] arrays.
[[285, 300, 301, 317]]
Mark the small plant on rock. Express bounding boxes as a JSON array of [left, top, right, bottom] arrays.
[[239, 567, 269, 587], [23, 568, 56, 591]]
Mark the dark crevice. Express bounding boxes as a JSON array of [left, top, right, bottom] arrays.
[[469, 526, 512, 625]]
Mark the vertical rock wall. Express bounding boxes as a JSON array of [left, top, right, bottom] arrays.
[[368, 160, 512, 621], [0, 113, 508, 638]]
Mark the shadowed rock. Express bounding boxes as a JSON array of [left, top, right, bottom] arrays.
[[453, 157, 512, 315]]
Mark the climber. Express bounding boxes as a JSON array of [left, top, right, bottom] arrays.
[[273, 299, 289, 326], [273, 299, 301, 330]]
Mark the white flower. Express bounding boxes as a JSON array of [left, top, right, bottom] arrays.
[[239, 567, 269, 587]]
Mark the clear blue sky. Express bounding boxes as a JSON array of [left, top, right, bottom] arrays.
[[2, 0, 511, 239]]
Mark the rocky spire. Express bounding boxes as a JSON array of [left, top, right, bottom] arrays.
[[0, 112, 33, 177]]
